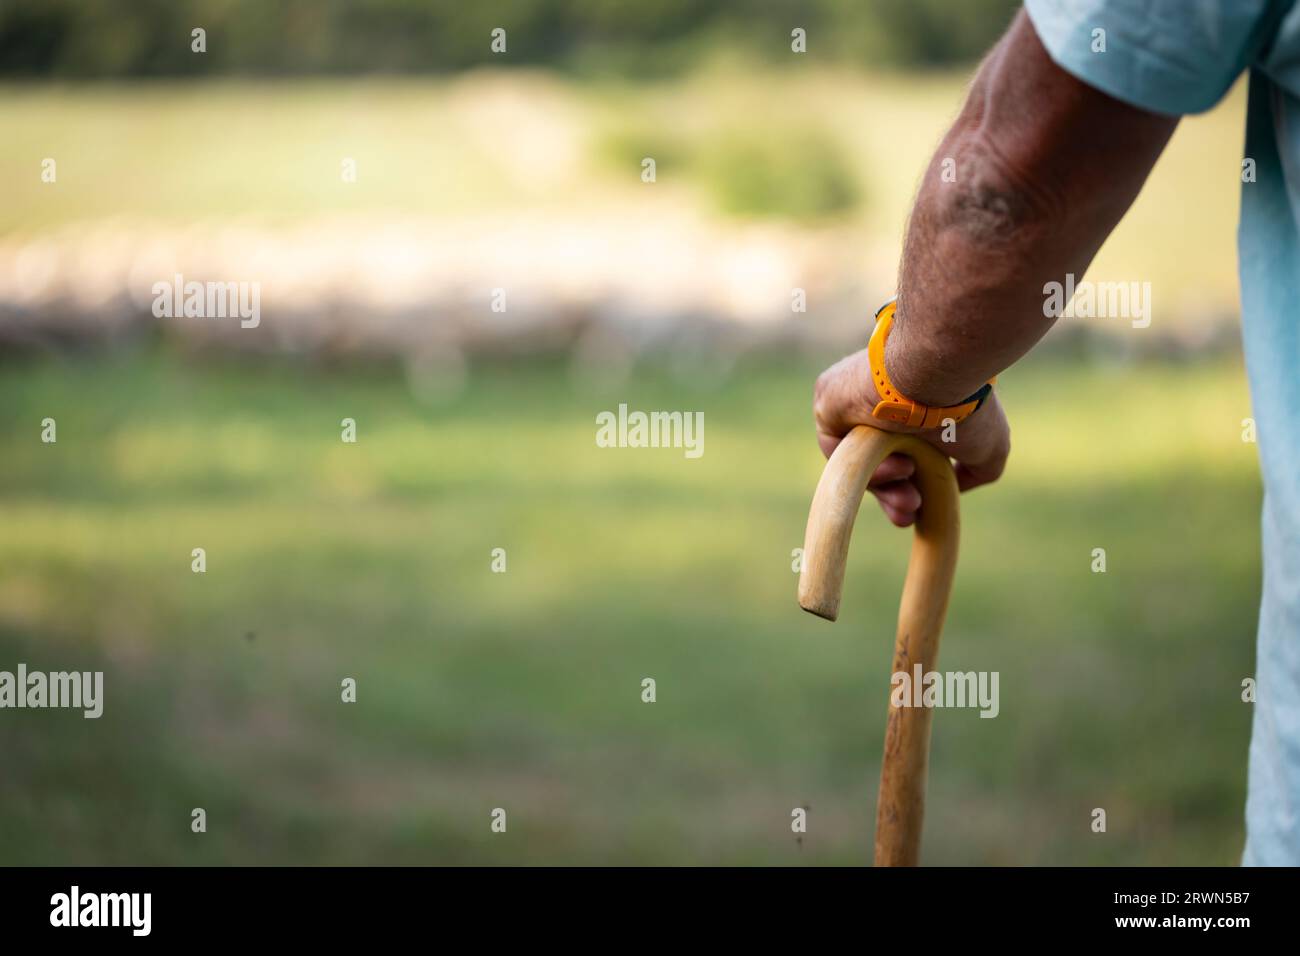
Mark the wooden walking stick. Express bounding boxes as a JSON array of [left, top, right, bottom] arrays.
[[798, 424, 960, 866]]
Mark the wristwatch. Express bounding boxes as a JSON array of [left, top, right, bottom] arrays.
[[868, 298, 995, 428]]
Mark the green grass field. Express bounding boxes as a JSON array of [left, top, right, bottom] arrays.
[[0, 348, 1262, 864], [0, 66, 1264, 864]]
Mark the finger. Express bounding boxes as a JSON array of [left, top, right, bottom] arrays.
[[817, 430, 841, 460], [868, 453, 916, 487], [872, 478, 922, 516], [878, 499, 917, 528], [955, 464, 982, 492], [812, 350, 876, 449], [954, 459, 1005, 492]]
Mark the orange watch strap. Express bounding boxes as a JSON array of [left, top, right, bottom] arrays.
[[867, 299, 994, 428]]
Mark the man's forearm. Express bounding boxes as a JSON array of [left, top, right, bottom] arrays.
[[885, 10, 1178, 407]]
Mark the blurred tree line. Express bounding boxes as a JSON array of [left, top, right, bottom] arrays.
[[0, 0, 1019, 77]]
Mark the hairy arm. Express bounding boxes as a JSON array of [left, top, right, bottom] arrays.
[[888, 9, 1178, 403], [814, 9, 1179, 524]]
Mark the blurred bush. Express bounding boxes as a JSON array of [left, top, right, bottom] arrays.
[[600, 120, 862, 221], [0, 0, 1020, 77], [695, 128, 861, 220]]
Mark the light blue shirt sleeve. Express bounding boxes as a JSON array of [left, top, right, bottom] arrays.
[[1024, 0, 1281, 114]]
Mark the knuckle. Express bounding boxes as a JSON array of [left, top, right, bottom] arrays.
[[813, 369, 831, 402], [984, 447, 1010, 482], [813, 372, 835, 420]]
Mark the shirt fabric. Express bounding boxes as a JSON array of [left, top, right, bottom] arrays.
[[1024, 0, 1300, 865]]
